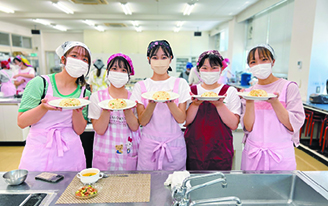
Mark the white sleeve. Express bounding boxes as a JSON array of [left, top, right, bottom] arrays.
[[178, 78, 191, 104], [225, 87, 241, 116], [130, 82, 143, 105], [87, 70, 95, 85], [88, 92, 102, 119], [28, 67, 35, 75]]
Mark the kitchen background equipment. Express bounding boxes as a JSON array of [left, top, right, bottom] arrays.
[[240, 72, 252, 86], [309, 94, 328, 104], [3, 169, 28, 185]]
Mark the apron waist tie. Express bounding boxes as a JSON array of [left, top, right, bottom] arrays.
[[148, 136, 180, 170], [246, 139, 291, 170], [248, 147, 282, 170], [44, 127, 71, 157]]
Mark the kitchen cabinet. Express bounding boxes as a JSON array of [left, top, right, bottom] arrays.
[[0, 99, 29, 143]]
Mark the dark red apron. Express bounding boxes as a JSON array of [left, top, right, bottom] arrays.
[[185, 85, 233, 170]]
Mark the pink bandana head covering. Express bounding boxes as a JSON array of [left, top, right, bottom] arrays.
[[197, 50, 229, 70], [107, 53, 135, 75]]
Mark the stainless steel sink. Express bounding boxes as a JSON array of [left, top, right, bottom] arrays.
[[187, 171, 328, 206]]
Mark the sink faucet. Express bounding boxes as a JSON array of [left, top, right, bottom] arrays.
[[190, 196, 242, 206], [172, 172, 228, 206]]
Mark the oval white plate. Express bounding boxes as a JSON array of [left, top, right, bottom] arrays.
[[98, 99, 136, 111], [236, 92, 277, 100], [141, 91, 180, 103], [192, 95, 225, 101], [48, 98, 91, 109]]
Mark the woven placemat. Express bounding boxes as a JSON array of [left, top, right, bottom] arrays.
[[56, 174, 151, 204]]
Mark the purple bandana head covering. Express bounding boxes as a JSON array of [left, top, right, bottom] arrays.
[[107, 53, 135, 75], [147, 40, 174, 59]]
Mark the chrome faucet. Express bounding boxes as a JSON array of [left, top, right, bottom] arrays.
[[190, 196, 242, 206], [172, 172, 230, 206]]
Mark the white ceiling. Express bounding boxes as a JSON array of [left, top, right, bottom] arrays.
[[0, 0, 258, 32]]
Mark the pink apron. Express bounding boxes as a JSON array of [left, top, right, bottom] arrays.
[[137, 78, 187, 171], [16, 68, 33, 92], [19, 75, 86, 171], [241, 81, 296, 171], [92, 89, 140, 171], [0, 70, 16, 97], [185, 85, 233, 170]]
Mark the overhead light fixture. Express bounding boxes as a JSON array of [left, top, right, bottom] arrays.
[[52, 24, 67, 31], [95, 25, 105, 32], [82, 20, 95, 26], [132, 21, 139, 27], [177, 21, 184, 27], [135, 26, 142, 32], [0, 6, 14, 13], [183, 3, 195, 15], [120, 2, 132, 15], [174, 27, 180, 33], [52, 1, 74, 14], [33, 19, 51, 25]]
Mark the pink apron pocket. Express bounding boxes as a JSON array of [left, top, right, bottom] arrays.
[[126, 155, 138, 170], [92, 152, 109, 170]]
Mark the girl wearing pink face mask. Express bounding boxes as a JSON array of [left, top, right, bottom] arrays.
[[18, 41, 92, 171], [88, 53, 140, 170], [240, 44, 305, 171], [184, 50, 241, 170], [130, 40, 191, 170]]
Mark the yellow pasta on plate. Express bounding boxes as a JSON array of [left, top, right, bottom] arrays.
[[59, 98, 81, 107], [108, 99, 127, 109], [152, 91, 171, 100], [249, 89, 268, 97], [201, 92, 218, 97]]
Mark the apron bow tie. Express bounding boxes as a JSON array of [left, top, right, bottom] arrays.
[[151, 141, 174, 170], [46, 126, 70, 157], [248, 147, 282, 170]]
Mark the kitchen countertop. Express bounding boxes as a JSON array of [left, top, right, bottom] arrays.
[[0, 170, 173, 206], [303, 101, 328, 114], [1, 170, 328, 206], [0, 96, 21, 104]]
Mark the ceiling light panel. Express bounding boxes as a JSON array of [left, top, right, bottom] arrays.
[[33, 19, 51, 25], [52, 25, 67, 31], [120, 2, 132, 15], [0, 6, 14, 13], [52, 1, 74, 14], [183, 3, 195, 16]]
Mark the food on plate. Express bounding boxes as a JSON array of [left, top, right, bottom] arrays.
[[59, 98, 81, 107], [75, 185, 98, 199], [201, 92, 218, 97], [108, 99, 127, 109], [249, 89, 268, 97], [152, 91, 170, 100]]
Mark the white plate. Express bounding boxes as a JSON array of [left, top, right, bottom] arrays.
[[48, 98, 91, 109], [236, 92, 277, 100], [141, 91, 180, 102], [192, 95, 225, 101], [98, 99, 136, 111]]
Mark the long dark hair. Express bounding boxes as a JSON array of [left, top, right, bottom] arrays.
[[64, 46, 91, 87]]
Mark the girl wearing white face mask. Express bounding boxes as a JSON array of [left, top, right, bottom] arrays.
[[17, 41, 92, 171], [184, 50, 241, 170], [88, 53, 140, 171], [130, 40, 191, 170], [240, 44, 305, 171]]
